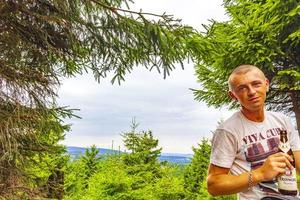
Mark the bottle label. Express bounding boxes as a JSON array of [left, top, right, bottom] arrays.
[[278, 142, 290, 153], [278, 168, 298, 191]]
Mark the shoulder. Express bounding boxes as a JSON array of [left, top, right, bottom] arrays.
[[265, 111, 289, 123], [218, 111, 242, 130], [265, 110, 286, 118], [216, 111, 243, 135], [265, 111, 295, 132], [211, 111, 242, 144]]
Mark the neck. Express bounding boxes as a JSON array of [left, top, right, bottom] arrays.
[[241, 107, 265, 122]]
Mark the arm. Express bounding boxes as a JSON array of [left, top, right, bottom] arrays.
[[207, 152, 294, 196], [207, 164, 255, 196]]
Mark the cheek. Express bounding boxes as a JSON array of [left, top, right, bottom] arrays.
[[260, 89, 267, 97], [240, 93, 248, 99], [237, 95, 248, 103]]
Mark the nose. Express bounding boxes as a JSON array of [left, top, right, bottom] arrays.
[[248, 86, 256, 96]]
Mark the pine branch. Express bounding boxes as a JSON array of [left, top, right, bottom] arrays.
[[89, 0, 173, 19]]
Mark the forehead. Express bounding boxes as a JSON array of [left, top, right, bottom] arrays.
[[230, 69, 265, 86]]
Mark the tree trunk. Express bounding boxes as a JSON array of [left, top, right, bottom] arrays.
[[290, 91, 300, 135]]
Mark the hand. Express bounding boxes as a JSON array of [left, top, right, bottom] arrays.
[[255, 152, 294, 182]]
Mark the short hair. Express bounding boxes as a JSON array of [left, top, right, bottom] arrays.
[[228, 64, 266, 91]]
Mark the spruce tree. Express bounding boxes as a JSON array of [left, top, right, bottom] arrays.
[[189, 0, 300, 132], [1, 0, 194, 197]]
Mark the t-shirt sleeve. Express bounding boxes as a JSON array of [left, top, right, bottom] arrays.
[[210, 129, 238, 168], [285, 116, 300, 151]]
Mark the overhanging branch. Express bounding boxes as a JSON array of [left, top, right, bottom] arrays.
[[90, 0, 173, 19]]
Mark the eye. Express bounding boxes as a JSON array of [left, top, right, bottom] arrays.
[[237, 86, 246, 92], [252, 81, 262, 87]]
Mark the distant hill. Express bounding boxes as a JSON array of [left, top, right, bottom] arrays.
[[67, 146, 192, 164]]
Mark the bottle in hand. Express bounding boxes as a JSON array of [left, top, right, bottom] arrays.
[[277, 130, 298, 196]]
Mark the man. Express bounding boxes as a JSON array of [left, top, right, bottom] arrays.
[[207, 64, 300, 199]]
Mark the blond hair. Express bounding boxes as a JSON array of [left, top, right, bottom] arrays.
[[228, 65, 266, 91]]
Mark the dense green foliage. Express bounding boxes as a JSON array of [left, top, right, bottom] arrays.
[[64, 130, 236, 200], [65, 155, 186, 200], [184, 138, 211, 199], [3, 0, 299, 198], [0, 0, 194, 197], [189, 0, 300, 132], [64, 125, 186, 200], [184, 138, 236, 200], [1, 0, 194, 84], [0, 109, 70, 199], [122, 120, 162, 179]]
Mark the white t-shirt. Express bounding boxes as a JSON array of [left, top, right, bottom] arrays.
[[210, 111, 300, 200]]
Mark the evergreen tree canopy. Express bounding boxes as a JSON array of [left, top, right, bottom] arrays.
[[0, 0, 194, 197], [64, 123, 186, 200], [80, 145, 102, 185], [183, 138, 237, 200], [189, 0, 300, 132], [1, 0, 194, 84], [184, 138, 211, 199], [122, 120, 162, 178]]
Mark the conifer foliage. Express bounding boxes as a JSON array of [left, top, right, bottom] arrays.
[[0, 0, 193, 198], [184, 138, 211, 199], [64, 123, 186, 200], [189, 0, 300, 132], [183, 138, 237, 200]]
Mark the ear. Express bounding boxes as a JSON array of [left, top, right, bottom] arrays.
[[228, 91, 237, 101], [265, 78, 270, 92]]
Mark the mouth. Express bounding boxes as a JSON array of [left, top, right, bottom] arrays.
[[248, 97, 260, 102]]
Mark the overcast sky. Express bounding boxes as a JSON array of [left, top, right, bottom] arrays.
[[58, 0, 234, 154]]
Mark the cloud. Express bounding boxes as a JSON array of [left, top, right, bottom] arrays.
[[57, 0, 233, 153], [129, 0, 229, 30], [58, 63, 234, 153]]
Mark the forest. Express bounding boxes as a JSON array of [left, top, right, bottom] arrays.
[[62, 122, 236, 200], [0, 0, 299, 199]]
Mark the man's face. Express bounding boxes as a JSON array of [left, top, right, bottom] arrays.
[[229, 69, 269, 112]]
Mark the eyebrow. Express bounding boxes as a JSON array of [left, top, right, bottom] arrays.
[[235, 80, 263, 89], [235, 84, 246, 90], [252, 80, 262, 84]]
